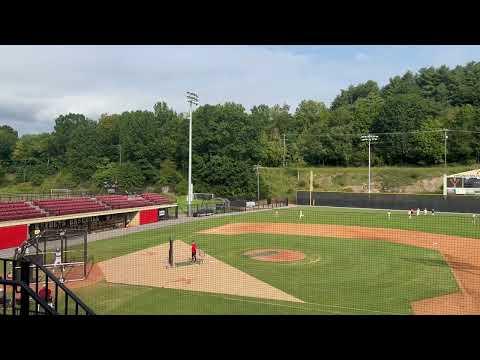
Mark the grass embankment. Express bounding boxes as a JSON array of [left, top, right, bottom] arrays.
[[261, 165, 473, 202], [71, 207, 476, 315]]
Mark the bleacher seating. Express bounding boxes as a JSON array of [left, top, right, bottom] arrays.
[[141, 193, 171, 205], [33, 198, 110, 216], [0, 193, 172, 222], [0, 201, 46, 221], [95, 195, 153, 209]]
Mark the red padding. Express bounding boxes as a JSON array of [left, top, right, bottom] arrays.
[[0, 225, 28, 250], [139, 209, 158, 225]]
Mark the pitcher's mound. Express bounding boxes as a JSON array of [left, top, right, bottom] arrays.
[[244, 249, 305, 262]]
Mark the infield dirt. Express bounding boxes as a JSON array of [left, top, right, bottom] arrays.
[[95, 240, 303, 303], [200, 222, 480, 314]]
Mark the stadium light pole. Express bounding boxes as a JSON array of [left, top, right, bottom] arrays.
[[186, 91, 199, 217], [361, 134, 379, 194], [254, 164, 262, 201], [444, 129, 448, 172], [118, 144, 122, 166]]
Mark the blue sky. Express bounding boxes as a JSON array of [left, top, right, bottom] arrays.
[[1, 45, 480, 135]]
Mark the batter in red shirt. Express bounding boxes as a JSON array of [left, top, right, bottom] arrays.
[[191, 242, 197, 263]]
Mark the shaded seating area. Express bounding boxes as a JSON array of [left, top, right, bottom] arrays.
[[96, 195, 152, 209], [33, 198, 109, 216], [0, 201, 46, 222], [0, 194, 173, 222], [141, 193, 170, 205]]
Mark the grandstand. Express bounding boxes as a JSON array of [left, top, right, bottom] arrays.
[[95, 195, 152, 209], [33, 197, 109, 216], [140, 193, 171, 205], [0, 201, 46, 221], [0, 193, 178, 251]]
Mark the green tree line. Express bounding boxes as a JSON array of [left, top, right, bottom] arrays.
[[2, 61, 480, 198]]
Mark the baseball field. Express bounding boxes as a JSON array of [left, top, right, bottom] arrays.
[[69, 206, 480, 315]]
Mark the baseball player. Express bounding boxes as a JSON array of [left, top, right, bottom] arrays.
[[473, 214, 476, 225], [416, 208, 420, 216], [431, 208, 435, 216], [424, 208, 428, 216], [191, 241, 197, 263], [387, 210, 391, 220], [299, 210, 304, 220], [53, 248, 62, 267], [408, 209, 412, 219], [274, 210, 279, 217]]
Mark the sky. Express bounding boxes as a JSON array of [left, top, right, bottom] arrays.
[[1, 45, 480, 135]]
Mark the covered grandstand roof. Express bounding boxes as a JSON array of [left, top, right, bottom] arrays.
[[448, 169, 480, 177]]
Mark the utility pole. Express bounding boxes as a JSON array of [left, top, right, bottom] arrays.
[[361, 134, 379, 194], [444, 128, 448, 172], [118, 144, 122, 166], [186, 91, 199, 217], [283, 133, 286, 167], [254, 164, 261, 201], [443, 129, 449, 198]]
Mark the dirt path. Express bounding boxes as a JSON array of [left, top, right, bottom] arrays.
[[96, 240, 303, 303], [65, 263, 104, 290], [199, 223, 480, 314]]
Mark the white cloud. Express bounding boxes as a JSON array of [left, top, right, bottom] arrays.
[[354, 52, 369, 61], [1, 45, 480, 135]]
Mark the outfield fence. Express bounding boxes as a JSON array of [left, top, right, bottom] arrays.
[[296, 191, 480, 213]]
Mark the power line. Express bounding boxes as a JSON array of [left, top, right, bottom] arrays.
[[282, 128, 480, 139]]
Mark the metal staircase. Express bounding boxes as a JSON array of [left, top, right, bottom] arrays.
[[1, 257, 95, 316]]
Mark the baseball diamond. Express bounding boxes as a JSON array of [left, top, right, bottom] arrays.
[[34, 205, 479, 315]]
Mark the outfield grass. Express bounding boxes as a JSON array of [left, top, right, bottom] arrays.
[[72, 207, 476, 315]]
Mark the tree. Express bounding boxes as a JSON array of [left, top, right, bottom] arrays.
[[12, 133, 54, 183], [52, 113, 91, 161], [0, 125, 18, 162], [92, 162, 145, 192], [331, 80, 380, 109], [372, 93, 439, 164], [65, 119, 101, 181]]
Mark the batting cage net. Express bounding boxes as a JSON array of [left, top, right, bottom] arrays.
[[13, 229, 92, 284]]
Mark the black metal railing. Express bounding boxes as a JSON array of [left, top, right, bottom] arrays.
[[0, 258, 95, 316]]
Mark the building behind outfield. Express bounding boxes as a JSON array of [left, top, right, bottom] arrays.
[[446, 169, 480, 195]]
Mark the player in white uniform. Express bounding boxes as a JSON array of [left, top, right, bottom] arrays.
[[299, 210, 304, 220], [424, 208, 428, 215], [387, 210, 391, 220], [53, 248, 62, 267], [473, 214, 476, 225], [408, 209, 412, 219]]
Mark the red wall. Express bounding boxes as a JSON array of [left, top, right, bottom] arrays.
[[0, 225, 29, 250], [139, 209, 159, 225]]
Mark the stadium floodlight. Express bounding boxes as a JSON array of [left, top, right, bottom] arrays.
[[361, 134, 379, 194], [186, 91, 200, 217], [444, 129, 448, 172], [253, 164, 262, 201]]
